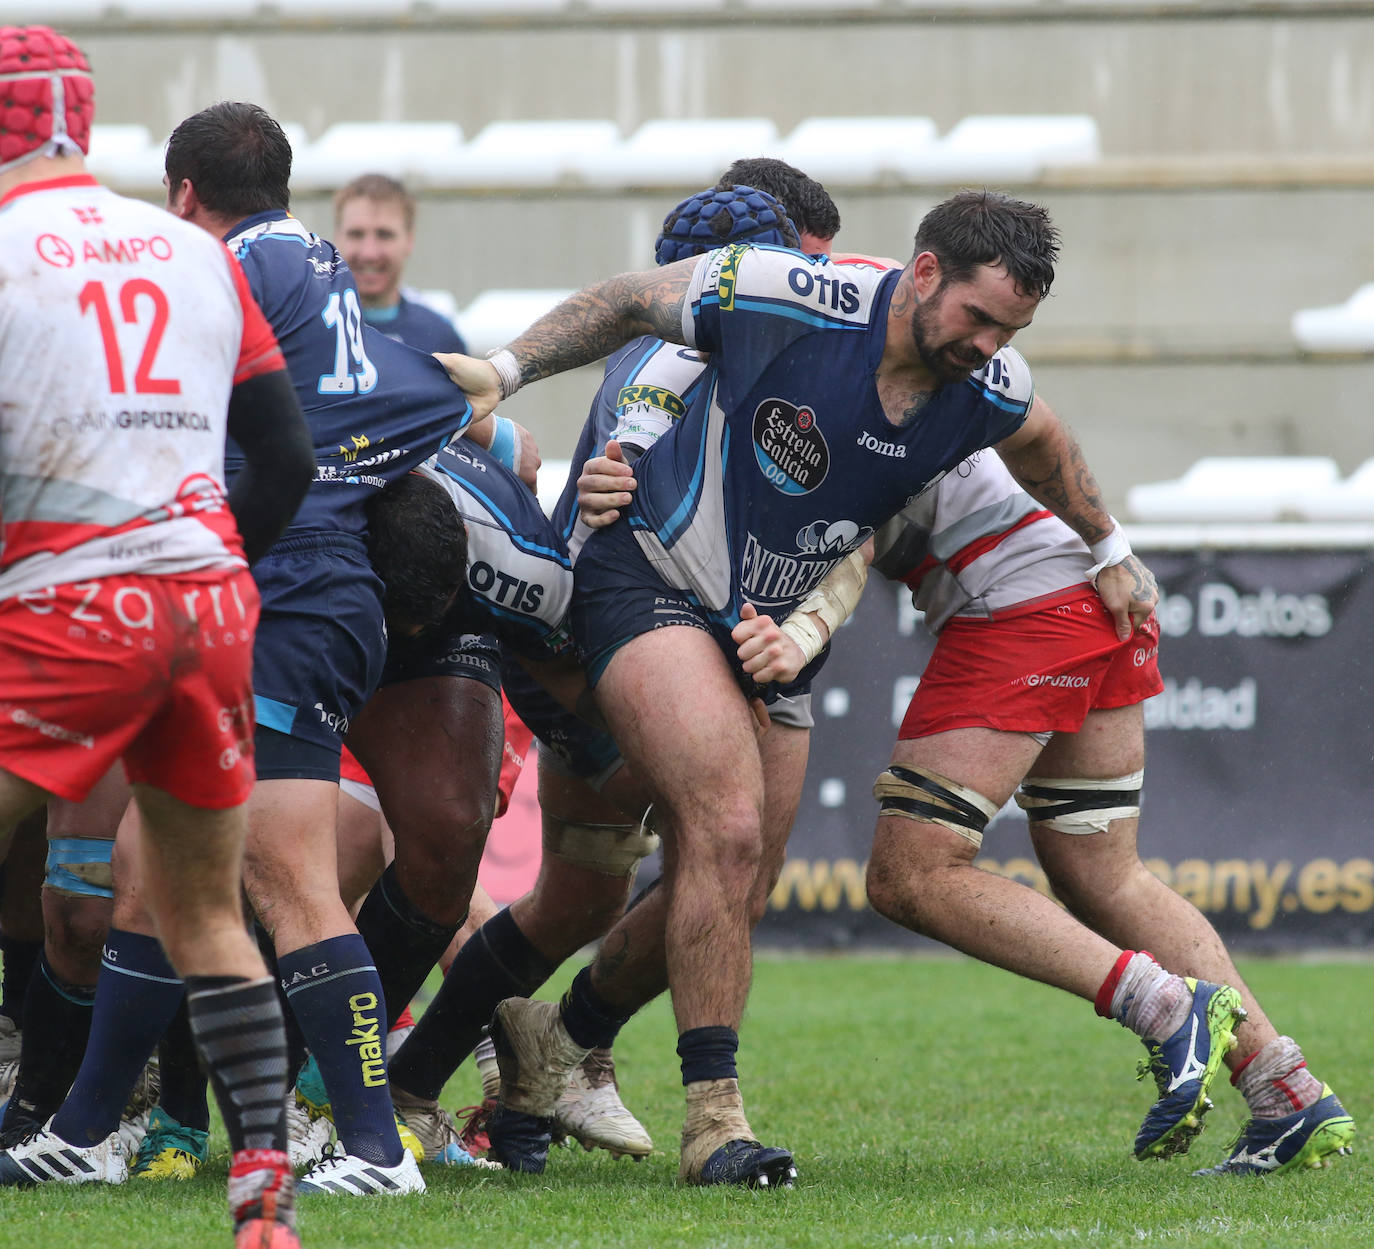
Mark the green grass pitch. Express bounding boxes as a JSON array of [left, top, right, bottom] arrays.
[[0, 955, 1366, 1249]]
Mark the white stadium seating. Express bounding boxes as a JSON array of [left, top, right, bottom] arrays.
[[905, 114, 1101, 182], [455, 289, 576, 357], [424, 120, 622, 189], [290, 122, 463, 192], [1290, 458, 1374, 522], [1291, 283, 1374, 353], [72, 114, 1107, 195], [1126, 456, 1342, 523], [766, 116, 939, 185], [576, 118, 781, 188]]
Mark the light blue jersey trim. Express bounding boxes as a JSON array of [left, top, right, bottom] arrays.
[[256, 696, 297, 733]]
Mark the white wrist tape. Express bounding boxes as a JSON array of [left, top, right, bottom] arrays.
[[485, 348, 522, 400], [779, 550, 869, 665], [1085, 519, 1132, 585]]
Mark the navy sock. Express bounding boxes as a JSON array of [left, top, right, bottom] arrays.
[[388, 907, 557, 1101], [157, 996, 210, 1133], [560, 965, 634, 1051], [186, 975, 288, 1154], [51, 930, 183, 1146], [278, 934, 398, 1165], [354, 863, 461, 1030], [1, 952, 95, 1131], [677, 1025, 739, 1085], [0, 934, 42, 1025]]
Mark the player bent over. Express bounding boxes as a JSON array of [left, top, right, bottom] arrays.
[[737, 449, 1355, 1174]]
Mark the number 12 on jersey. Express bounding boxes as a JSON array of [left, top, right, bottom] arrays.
[[79, 278, 181, 396]]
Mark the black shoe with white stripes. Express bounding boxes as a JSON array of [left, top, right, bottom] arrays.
[[296, 1144, 425, 1196], [0, 1125, 128, 1187]]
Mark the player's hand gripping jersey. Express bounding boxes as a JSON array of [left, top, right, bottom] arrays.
[[0, 175, 284, 599], [225, 213, 472, 540], [624, 244, 1036, 624]]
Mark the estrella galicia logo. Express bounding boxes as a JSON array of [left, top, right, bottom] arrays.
[[753, 399, 829, 495]]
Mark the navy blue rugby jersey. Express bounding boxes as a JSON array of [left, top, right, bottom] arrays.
[[551, 334, 711, 563], [419, 439, 574, 661], [362, 292, 468, 356], [223, 213, 472, 541], [622, 243, 1034, 623]]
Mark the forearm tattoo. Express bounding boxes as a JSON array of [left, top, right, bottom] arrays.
[[512, 265, 693, 386], [1009, 431, 1110, 544]]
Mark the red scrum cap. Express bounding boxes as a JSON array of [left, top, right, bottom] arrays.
[[0, 26, 95, 174]]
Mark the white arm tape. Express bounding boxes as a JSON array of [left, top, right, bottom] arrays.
[[485, 348, 522, 400], [1085, 518, 1132, 585], [779, 549, 869, 665]]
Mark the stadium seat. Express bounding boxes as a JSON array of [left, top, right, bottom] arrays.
[[292, 121, 463, 191], [1125, 456, 1342, 523], [577, 118, 780, 188], [455, 288, 576, 357], [84, 123, 167, 188], [410, 288, 465, 332], [95, 0, 260, 16], [1291, 283, 1374, 353], [1289, 458, 1374, 521], [535, 458, 573, 517], [909, 114, 1101, 182], [768, 116, 939, 185], [427, 120, 622, 188]]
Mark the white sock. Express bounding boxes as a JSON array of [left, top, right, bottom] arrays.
[[1111, 953, 1191, 1043], [1236, 1036, 1323, 1118], [474, 1035, 500, 1101]]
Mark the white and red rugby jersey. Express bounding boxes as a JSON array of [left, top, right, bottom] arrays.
[[873, 448, 1092, 633], [0, 174, 284, 599]]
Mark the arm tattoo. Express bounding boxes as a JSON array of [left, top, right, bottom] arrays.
[[1006, 426, 1111, 545], [511, 264, 694, 386]]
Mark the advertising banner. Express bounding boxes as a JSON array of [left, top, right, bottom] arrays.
[[756, 548, 1374, 952]]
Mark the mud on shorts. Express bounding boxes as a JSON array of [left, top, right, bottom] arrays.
[[0, 569, 260, 807]]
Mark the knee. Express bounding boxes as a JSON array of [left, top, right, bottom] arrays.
[[864, 822, 973, 932], [390, 791, 495, 876], [41, 891, 111, 985]]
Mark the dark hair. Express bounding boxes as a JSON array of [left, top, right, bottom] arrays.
[[334, 172, 416, 232], [365, 471, 469, 638], [716, 157, 841, 243], [912, 189, 1059, 300], [165, 101, 292, 218]]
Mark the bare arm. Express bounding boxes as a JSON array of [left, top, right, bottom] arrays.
[[996, 394, 1158, 637], [995, 395, 1113, 545], [434, 259, 698, 422]]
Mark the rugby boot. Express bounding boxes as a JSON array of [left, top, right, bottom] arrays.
[[1135, 978, 1245, 1160], [1193, 1086, 1355, 1176], [297, 1143, 425, 1196], [678, 1077, 796, 1189], [0, 1122, 127, 1186], [130, 1106, 209, 1179], [390, 1085, 495, 1168], [490, 997, 590, 1117], [554, 1047, 653, 1159], [486, 1103, 556, 1174]]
